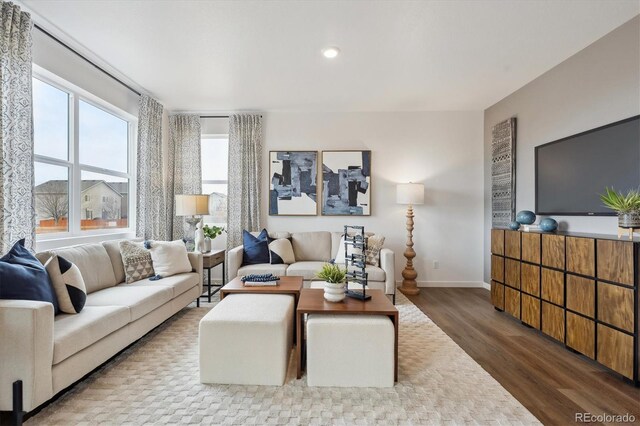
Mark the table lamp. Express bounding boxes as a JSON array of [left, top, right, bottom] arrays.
[[175, 194, 209, 250], [396, 183, 424, 295]]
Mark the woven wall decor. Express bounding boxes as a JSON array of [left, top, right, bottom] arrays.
[[491, 117, 517, 227]]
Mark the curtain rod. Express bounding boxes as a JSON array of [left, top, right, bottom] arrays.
[[34, 24, 142, 97], [200, 115, 263, 119]]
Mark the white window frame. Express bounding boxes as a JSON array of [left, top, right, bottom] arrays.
[[201, 134, 228, 225], [34, 66, 137, 243]]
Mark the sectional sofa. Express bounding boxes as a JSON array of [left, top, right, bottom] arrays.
[[0, 240, 203, 415], [228, 231, 396, 299]]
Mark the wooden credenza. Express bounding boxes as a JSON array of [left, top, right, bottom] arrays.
[[491, 228, 639, 384]]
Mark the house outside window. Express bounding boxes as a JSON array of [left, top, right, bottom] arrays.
[[201, 135, 228, 225], [33, 70, 136, 238]]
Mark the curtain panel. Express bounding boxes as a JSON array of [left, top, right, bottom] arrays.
[[227, 114, 263, 252], [136, 95, 167, 240], [167, 115, 202, 240], [0, 1, 34, 252]]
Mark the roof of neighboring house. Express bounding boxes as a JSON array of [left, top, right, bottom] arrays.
[[35, 180, 127, 197]]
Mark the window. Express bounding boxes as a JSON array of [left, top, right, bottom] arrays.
[[33, 72, 135, 238], [201, 136, 228, 225]]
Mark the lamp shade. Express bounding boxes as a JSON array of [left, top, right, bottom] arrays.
[[175, 194, 210, 216], [397, 183, 424, 205]]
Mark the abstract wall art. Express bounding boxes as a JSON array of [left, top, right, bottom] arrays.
[[321, 150, 371, 216], [269, 151, 318, 215], [491, 117, 517, 227]]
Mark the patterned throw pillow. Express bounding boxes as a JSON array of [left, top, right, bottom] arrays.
[[365, 235, 385, 266], [269, 238, 295, 264], [45, 254, 86, 314], [119, 241, 154, 283]]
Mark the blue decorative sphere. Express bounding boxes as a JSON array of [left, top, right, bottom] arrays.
[[516, 210, 536, 225], [508, 221, 521, 230], [539, 218, 558, 232]]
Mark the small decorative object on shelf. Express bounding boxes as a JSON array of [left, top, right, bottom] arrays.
[[195, 221, 205, 252], [508, 221, 521, 230], [539, 218, 558, 232], [516, 210, 536, 225], [316, 263, 347, 302], [600, 187, 640, 239], [241, 273, 280, 287], [203, 225, 226, 253], [343, 225, 371, 301]]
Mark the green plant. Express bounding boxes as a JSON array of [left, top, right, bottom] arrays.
[[315, 263, 347, 284], [600, 187, 640, 214], [203, 224, 225, 239]]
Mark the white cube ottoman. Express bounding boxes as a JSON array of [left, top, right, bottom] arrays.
[[306, 314, 394, 387], [199, 293, 294, 385]]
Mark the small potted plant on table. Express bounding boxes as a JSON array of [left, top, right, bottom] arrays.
[[316, 263, 347, 302], [600, 187, 640, 238], [202, 225, 225, 252]]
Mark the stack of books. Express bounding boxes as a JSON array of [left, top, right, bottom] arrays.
[[241, 273, 280, 286]]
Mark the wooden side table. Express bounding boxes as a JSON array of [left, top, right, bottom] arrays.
[[198, 249, 225, 306]]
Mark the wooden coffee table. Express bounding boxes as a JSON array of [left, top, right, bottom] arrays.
[[296, 288, 399, 381], [219, 275, 303, 305]]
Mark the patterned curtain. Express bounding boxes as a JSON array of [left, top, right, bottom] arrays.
[[227, 114, 262, 251], [167, 115, 202, 240], [136, 95, 167, 240], [0, 2, 34, 253]]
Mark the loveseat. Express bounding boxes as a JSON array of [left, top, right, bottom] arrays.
[[228, 231, 395, 298], [0, 240, 203, 415]]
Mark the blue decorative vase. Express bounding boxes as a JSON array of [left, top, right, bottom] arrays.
[[516, 210, 536, 225], [508, 221, 521, 230], [539, 218, 558, 232]]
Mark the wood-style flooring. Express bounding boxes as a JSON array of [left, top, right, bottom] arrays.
[[407, 288, 640, 426]]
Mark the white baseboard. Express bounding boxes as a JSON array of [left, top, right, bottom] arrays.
[[396, 281, 486, 288], [482, 282, 491, 290]]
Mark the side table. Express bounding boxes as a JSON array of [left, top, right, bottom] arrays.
[[198, 249, 225, 306]]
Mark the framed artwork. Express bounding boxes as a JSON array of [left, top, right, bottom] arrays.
[[321, 150, 371, 216], [269, 151, 318, 215], [491, 117, 516, 227]]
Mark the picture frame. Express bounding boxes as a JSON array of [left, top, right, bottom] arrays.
[[321, 150, 371, 216], [268, 150, 318, 216]]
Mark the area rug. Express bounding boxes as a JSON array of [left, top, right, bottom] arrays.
[[29, 293, 539, 425]]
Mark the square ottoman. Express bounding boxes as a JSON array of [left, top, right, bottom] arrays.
[[199, 293, 294, 385], [306, 314, 394, 387]]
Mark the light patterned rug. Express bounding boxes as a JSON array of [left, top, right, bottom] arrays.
[[29, 293, 539, 425]]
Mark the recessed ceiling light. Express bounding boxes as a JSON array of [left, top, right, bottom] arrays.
[[322, 46, 340, 59]]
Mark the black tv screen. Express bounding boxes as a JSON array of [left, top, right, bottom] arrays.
[[535, 115, 640, 216]]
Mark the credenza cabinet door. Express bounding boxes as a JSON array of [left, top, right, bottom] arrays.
[[542, 234, 565, 270], [491, 255, 504, 283], [505, 259, 521, 289], [521, 233, 541, 264], [521, 263, 540, 297], [541, 268, 564, 305], [597, 282, 634, 333], [566, 312, 595, 359], [597, 324, 634, 379], [566, 275, 595, 318], [566, 237, 595, 276], [505, 287, 520, 319], [505, 230, 521, 259], [541, 302, 564, 342], [491, 229, 504, 256], [521, 294, 540, 329], [491, 281, 504, 310], [597, 240, 634, 286]]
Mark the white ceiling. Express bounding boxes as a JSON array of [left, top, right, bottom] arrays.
[[22, 0, 640, 112]]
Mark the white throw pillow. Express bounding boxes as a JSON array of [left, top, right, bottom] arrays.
[[333, 235, 363, 264], [146, 240, 192, 278]]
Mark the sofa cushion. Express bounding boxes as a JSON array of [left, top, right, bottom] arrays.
[[85, 285, 173, 322], [101, 240, 127, 284], [238, 263, 288, 277], [285, 261, 327, 281], [291, 232, 331, 261], [39, 244, 117, 294], [251, 230, 290, 240], [126, 272, 199, 298], [363, 265, 386, 282], [53, 305, 129, 364]]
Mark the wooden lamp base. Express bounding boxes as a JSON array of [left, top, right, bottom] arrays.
[[398, 205, 420, 296]]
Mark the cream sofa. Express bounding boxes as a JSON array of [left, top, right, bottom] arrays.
[[228, 231, 395, 299], [0, 240, 203, 415]]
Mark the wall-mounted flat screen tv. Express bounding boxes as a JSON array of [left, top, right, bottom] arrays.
[[535, 115, 640, 216]]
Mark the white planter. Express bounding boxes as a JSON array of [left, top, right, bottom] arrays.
[[204, 237, 212, 252], [322, 281, 346, 302]]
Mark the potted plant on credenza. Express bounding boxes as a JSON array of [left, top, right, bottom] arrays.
[[600, 187, 640, 239]]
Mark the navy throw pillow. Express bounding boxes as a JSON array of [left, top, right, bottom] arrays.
[[0, 239, 59, 313], [242, 229, 271, 266]]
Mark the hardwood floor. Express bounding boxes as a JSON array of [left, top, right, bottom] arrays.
[[407, 288, 640, 426]]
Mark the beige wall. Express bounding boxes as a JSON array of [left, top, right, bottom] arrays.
[[263, 111, 485, 286], [483, 16, 640, 282]]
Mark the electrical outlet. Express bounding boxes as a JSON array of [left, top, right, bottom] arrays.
[[433, 260, 439, 269]]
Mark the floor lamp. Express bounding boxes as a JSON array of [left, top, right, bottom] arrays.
[[397, 183, 424, 296]]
